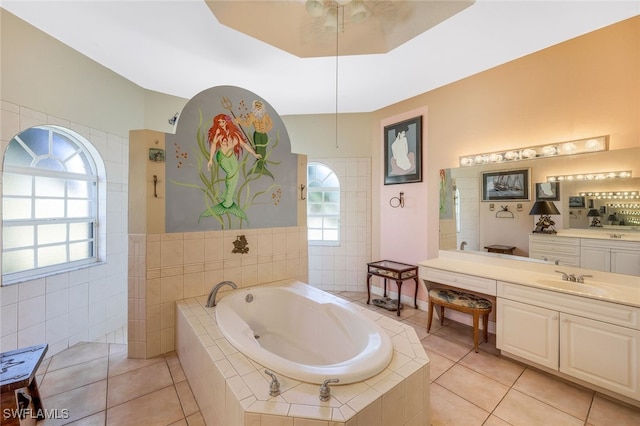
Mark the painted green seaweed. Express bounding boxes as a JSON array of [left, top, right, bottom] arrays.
[[170, 108, 282, 229]]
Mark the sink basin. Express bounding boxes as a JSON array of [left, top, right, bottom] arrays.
[[535, 279, 619, 297]]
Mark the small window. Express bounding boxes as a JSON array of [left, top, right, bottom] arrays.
[[2, 125, 99, 284], [307, 162, 340, 245]]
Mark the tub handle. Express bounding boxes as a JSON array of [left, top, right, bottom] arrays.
[[264, 369, 280, 397], [319, 378, 339, 401]]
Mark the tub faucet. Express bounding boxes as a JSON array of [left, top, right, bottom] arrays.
[[459, 241, 467, 250], [319, 378, 339, 401], [264, 370, 280, 397], [205, 281, 237, 307]]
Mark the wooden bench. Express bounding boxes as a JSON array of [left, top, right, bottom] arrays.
[[1, 344, 48, 426], [427, 289, 492, 352]]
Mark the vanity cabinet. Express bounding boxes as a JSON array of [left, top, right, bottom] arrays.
[[497, 281, 640, 401], [530, 234, 640, 276], [580, 238, 640, 276], [528, 234, 580, 266]]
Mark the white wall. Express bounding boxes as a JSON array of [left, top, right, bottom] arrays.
[[0, 102, 129, 356]]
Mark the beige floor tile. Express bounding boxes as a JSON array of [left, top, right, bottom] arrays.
[[186, 412, 206, 426], [47, 342, 109, 372], [430, 382, 490, 426], [436, 364, 510, 412], [109, 343, 128, 358], [421, 350, 455, 382], [169, 419, 189, 426], [42, 380, 107, 426], [458, 350, 525, 387], [37, 356, 51, 375], [175, 380, 199, 416], [482, 415, 513, 426], [587, 394, 640, 426], [108, 350, 166, 377], [401, 320, 429, 340], [404, 309, 431, 329], [65, 411, 106, 425], [493, 389, 584, 426], [433, 321, 477, 346], [106, 386, 184, 426], [40, 357, 108, 398], [513, 368, 594, 420], [165, 352, 187, 383], [107, 361, 174, 408], [421, 333, 472, 362]]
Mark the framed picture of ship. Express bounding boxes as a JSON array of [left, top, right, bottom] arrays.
[[482, 169, 530, 202]]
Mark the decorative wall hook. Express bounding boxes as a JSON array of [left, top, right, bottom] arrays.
[[153, 175, 158, 198], [390, 191, 405, 208], [300, 184, 306, 200]]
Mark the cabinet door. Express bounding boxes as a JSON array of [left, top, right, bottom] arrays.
[[580, 246, 610, 272], [497, 299, 559, 370], [610, 248, 640, 276], [560, 313, 640, 400]]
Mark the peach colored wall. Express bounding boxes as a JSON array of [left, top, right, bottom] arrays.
[[372, 15, 640, 267]]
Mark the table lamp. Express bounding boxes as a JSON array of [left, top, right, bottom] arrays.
[[529, 200, 560, 233], [587, 208, 602, 227]]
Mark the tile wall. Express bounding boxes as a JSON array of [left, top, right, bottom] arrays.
[[0, 101, 129, 356], [128, 227, 308, 359], [308, 157, 372, 292]]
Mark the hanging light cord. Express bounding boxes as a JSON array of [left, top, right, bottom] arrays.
[[334, 6, 340, 149]]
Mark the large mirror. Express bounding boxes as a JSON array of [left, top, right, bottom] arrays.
[[439, 146, 640, 276]]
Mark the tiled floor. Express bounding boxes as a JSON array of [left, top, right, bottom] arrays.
[[31, 291, 640, 425]]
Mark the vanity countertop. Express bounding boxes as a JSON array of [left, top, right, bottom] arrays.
[[552, 228, 640, 241], [419, 250, 640, 308]]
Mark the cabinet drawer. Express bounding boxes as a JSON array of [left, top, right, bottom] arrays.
[[529, 242, 581, 256], [498, 281, 640, 330], [529, 250, 580, 266], [423, 268, 496, 296]]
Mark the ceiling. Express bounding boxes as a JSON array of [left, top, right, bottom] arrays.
[[2, 1, 639, 116]]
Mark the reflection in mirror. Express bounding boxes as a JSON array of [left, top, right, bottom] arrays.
[[439, 147, 640, 276]]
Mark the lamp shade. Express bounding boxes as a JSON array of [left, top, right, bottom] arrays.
[[587, 208, 601, 217], [607, 214, 617, 222], [529, 200, 560, 215]]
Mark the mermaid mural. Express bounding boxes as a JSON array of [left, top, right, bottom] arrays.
[[165, 85, 296, 232], [206, 113, 261, 220]]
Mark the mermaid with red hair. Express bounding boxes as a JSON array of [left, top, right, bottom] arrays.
[[207, 113, 261, 218]]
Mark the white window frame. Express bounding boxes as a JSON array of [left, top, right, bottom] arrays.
[[2, 125, 100, 285], [307, 162, 340, 246]]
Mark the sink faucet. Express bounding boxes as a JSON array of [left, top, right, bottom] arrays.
[[555, 270, 577, 282], [205, 281, 237, 307], [576, 274, 593, 283]]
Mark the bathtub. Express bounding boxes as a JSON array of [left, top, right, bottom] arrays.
[[214, 281, 394, 384]]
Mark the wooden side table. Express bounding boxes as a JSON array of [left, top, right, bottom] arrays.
[[367, 260, 419, 316], [484, 245, 516, 255], [1, 344, 48, 426]]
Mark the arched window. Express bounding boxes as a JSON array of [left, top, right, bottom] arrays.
[[2, 125, 100, 284], [307, 162, 340, 244]]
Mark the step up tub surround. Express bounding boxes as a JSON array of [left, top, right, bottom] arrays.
[[176, 280, 431, 425]]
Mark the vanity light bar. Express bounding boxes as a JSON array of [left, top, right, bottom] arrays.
[[458, 135, 608, 167], [547, 170, 632, 182], [579, 191, 640, 200]]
